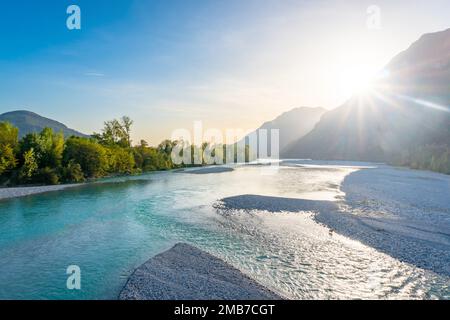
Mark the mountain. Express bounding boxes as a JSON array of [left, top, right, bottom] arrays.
[[283, 28, 450, 172], [0, 110, 89, 138], [240, 107, 326, 156]]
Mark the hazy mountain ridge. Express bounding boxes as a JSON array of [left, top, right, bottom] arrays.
[[0, 110, 88, 138], [283, 28, 450, 173], [240, 107, 326, 155], [383, 28, 450, 101]]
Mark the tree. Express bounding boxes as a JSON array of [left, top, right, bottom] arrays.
[[95, 116, 134, 148], [121, 116, 133, 147], [139, 140, 149, 148], [19, 148, 38, 183], [101, 119, 123, 146], [0, 144, 17, 176], [35, 167, 60, 185], [106, 146, 135, 174], [61, 160, 85, 183], [19, 128, 64, 169], [0, 122, 19, 148], [158, 140, 178, 156], [0, 122, 19, 177], [63, 137, 108, 178], [133, 144, 171, 172], [38, 128, 64, 168]]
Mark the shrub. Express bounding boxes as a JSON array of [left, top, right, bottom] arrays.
[[36, 167, 60, 185], [61, 161, 85, 183]]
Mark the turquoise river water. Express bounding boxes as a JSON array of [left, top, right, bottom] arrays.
[[0, 162, 449, 299]]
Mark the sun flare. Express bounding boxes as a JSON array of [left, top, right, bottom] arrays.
[[339, 66, 375, 97]]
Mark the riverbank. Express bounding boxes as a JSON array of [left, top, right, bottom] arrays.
[[177, 166, 235, 174], [119, 243, 283, 300], [0, 165, 234, 201], [0, 184, 81, 201], [316, 166, 450, 277]]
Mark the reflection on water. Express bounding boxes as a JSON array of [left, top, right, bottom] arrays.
[[0, 163, 448, 299]]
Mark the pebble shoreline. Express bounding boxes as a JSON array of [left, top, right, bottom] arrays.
[[0, 184, 80, 201], [119, 243, 283, 300]]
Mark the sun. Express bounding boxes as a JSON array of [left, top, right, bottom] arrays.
[[339, 66, 375, 97]]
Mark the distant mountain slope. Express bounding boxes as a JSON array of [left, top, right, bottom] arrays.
[[0, 110, 88, 138], [283, 28, 450, 172], [241, 107, 326, 156]]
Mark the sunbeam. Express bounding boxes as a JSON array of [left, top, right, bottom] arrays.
[[395, 94, 450, 113]]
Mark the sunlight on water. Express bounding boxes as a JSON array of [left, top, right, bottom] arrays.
[[209, 211, 447, 299], [0, 162, 448, 299]]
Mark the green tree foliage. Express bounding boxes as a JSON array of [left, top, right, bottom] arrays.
[[0, 122, 19, 177], [0, 121, 19, 148], [134, 142, 172, 171], [2, 118, 193, 186], [63, 137, 108, 179], [106, 146, 135, 174], [61, 160, 85, 183], [158, 140, 178, 156], [35, 167, 60, 185], [19, 148, 38, 183], [0, 144, 17, 176], [19, 128, 64, 169], [121, 116, 133, 148], [38, 128, 64, 168], [94, 116, 133, 148]]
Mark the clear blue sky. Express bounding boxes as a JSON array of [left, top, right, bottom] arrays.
[[0, 0, 449, 144]]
